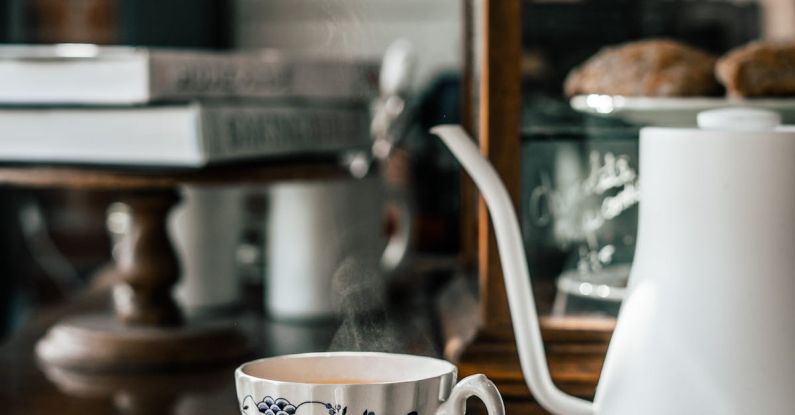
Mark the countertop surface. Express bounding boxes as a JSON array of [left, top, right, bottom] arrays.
[[0, 282, 453, 415], [1, 275, 613, 415]]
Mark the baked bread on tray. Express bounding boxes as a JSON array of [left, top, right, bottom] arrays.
[[564, 38, 721, 97], [716, 41, 795, 97]]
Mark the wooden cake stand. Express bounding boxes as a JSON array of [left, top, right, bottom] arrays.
[[0, 160, 351, 372]]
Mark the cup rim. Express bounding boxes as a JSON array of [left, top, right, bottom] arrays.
[[235, 351, 457, 387]]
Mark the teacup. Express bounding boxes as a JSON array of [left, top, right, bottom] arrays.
[[235, 352, 504, 415]]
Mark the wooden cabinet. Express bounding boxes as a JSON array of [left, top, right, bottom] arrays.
[[450, 1, 614, 412]]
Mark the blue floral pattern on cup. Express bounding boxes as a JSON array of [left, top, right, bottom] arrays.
[[240, 395, 418, 415]]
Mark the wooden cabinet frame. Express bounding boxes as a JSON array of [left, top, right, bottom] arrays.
[[451, 1, 613, 412]]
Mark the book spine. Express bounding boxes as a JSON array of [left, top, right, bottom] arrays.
[[149, 52, 379, 101], [200, 106, 371, 159]]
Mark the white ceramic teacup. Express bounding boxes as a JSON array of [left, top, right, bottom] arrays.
[[235, 352, 504, 415]]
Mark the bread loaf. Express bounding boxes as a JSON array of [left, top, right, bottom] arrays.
[[564, 39, 720, 97], [716, 41, 795, 97]]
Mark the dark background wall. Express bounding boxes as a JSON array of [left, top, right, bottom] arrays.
[[0, 0, 231, 47]]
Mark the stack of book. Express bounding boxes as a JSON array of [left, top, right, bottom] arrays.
[[0, 44, 380, 167]]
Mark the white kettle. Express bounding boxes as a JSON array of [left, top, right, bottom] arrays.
[[432, 108, 795, 415]]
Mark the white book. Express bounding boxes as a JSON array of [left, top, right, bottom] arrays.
[[0, 102, 371, 167], [0, 44, 379, 104]]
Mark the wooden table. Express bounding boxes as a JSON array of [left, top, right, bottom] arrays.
[[0, 288, 338, 415], [0, 277, 440, 415], [0, 275, 613, 415]]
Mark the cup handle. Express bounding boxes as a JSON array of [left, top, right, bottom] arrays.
[[436, 374, 505, 415]]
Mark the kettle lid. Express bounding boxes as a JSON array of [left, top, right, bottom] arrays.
[[696, 107, 781, 132]]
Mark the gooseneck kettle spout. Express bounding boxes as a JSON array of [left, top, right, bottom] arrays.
[[431, 125, 593, 415]]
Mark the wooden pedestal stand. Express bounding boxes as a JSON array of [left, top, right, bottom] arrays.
[[0, 161, 348, 372], [450, 1, 615, 412]]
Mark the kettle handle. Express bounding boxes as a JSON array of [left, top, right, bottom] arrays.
[[431, 125, 594, 415]]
